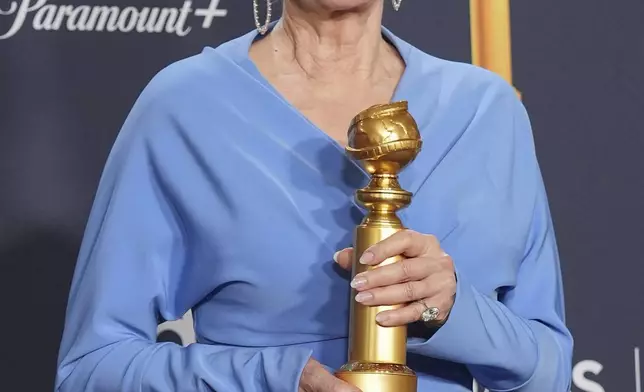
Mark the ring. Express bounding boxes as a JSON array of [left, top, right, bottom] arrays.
[[418, 301, 440, 323]]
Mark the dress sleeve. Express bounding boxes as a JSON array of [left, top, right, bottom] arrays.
[[54, 89, 312, 392], [407, 84, 573, 391]]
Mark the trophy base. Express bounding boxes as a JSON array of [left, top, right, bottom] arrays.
[[335, 362, 417, 392]]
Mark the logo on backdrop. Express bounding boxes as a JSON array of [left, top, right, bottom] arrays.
[[475, 349, 642, 392], [0, 0, 227, 39]]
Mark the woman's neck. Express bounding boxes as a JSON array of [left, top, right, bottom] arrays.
[[268, 1, 394, 81]]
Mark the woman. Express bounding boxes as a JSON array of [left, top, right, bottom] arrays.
[[55, 0, 573, 391]]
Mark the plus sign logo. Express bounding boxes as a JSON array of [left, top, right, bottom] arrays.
[[194, 0, 228, 29]]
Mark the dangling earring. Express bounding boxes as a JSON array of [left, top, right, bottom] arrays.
[[391, 0, 402, 11], [253, 0, 272, 35]]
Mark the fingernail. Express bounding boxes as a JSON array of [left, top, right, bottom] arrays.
[[355, 292, 373, 303], [359, 251, 374, 264], [376, 313, 389, 323], [333, 251, 341, 263], [350, 275, 367, 289]]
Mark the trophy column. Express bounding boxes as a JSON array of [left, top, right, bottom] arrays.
[[335, 102, 421, 392]]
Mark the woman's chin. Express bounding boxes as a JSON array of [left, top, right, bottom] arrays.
[[300, 0, 380, 12]]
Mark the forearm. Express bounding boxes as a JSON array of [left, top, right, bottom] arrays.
[[509, 321, 571, 392], [56, 339, 312, 392], [407, 273, 570, 391]]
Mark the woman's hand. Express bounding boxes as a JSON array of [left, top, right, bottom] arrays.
[[298, 359, 361, 392], [334, 230, 456, 327]]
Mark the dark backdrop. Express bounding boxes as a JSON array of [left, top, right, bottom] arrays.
[[1, 1, 642, 391]]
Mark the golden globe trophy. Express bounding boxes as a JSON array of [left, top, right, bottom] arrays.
[[335, 101, 421, 392]]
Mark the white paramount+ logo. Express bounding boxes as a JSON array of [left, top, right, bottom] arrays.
[[0, 0, 228, 39]]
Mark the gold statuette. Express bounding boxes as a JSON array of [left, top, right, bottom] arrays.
[[470, 0, 514, 85], [470, 0, 521, 97], [335, 101, 421, 392]]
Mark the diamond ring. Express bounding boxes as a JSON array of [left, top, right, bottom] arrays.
[[418, 301, 440, 323]]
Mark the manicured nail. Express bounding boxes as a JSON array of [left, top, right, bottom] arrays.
[[333, 251, 341, 263], [376, 313, 389, 323], [350, 275, 367, 289], [359, 251, 374, 264], [355, 292, 373, 303]]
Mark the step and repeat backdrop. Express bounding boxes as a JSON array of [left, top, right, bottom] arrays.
[[1, 0, 643, 391]]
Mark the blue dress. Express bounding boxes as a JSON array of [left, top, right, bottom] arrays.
[[55, 26, 573, 392]]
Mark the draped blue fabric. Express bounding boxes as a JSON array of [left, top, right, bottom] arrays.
[[55, 27, 572, 392]]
